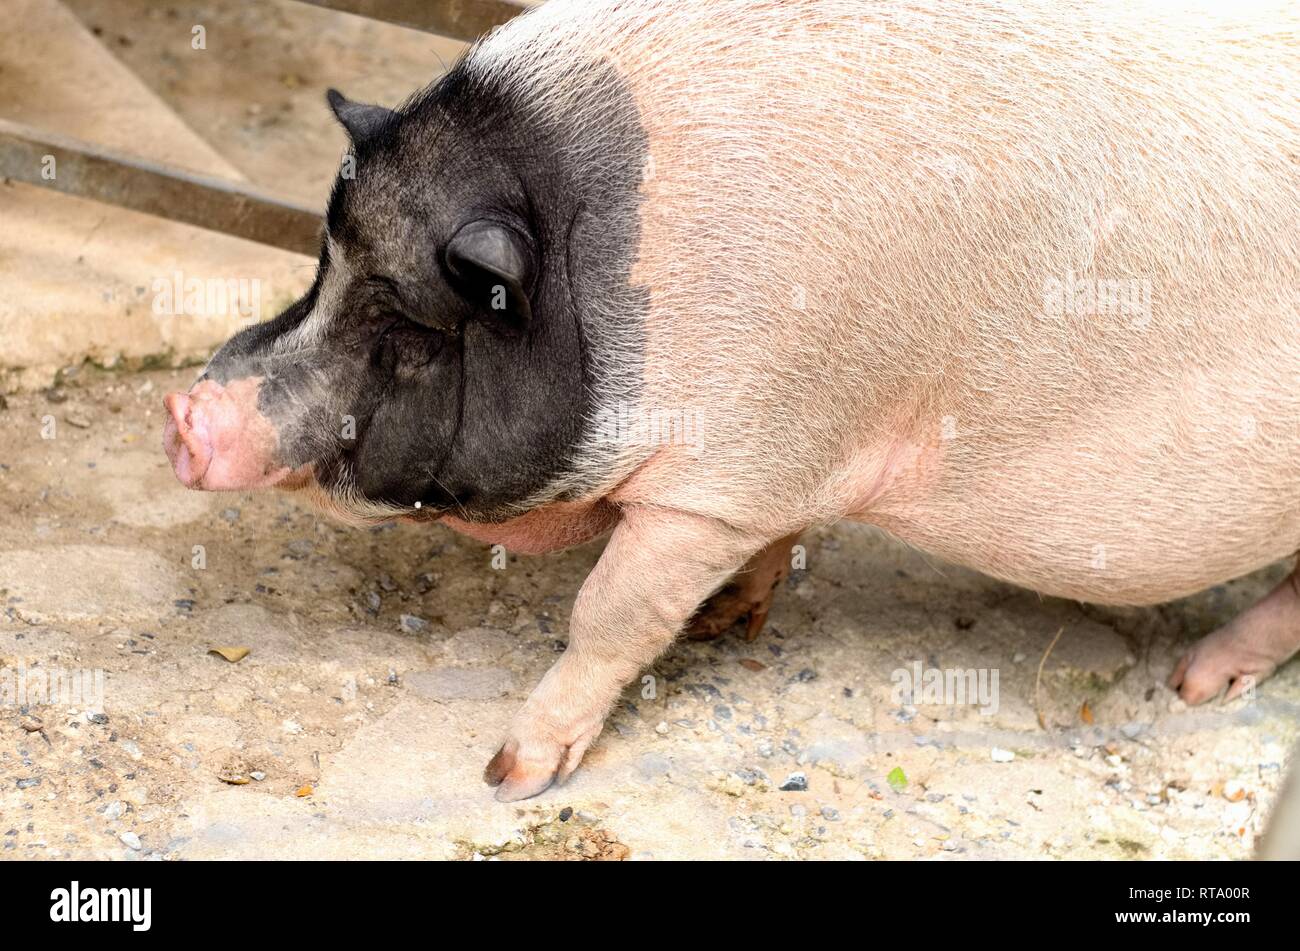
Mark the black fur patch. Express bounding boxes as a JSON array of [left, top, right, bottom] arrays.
[[203, 48, 648, 520]]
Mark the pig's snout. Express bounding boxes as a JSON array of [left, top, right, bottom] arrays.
[[162, 378, 294, 491], [162, 389, 210, 488]]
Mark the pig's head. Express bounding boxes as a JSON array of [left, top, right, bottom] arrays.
[[163, 61, 647, 524]]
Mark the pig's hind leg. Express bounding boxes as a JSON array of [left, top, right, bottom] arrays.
[[1168, 562, 1300, 704], [685, 531, 802, 641], [484, 505, 770, 801]]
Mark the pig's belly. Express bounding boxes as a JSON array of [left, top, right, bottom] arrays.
[[857, 420, 1300, 607], [440, 498, 619, 555]]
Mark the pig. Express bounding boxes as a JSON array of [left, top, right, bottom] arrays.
[[163, 0, 1300, 801]]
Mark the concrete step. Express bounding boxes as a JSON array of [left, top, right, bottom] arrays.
[[61, 0, 468, 202], [0, 179, 313, 392], [0, 0, 247, 178]]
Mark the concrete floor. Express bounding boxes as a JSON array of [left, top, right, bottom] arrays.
[[1, 368, 1297, 859]]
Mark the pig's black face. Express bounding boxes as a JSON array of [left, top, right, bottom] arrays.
[[166, 61, 647, 523]]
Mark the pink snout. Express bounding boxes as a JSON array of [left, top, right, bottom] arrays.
[[162, 378, 294, 491]]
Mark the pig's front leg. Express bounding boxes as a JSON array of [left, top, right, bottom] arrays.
[[484, 505, 767, 801]]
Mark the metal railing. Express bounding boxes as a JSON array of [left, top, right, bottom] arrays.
[[1, 0, 530, 254]]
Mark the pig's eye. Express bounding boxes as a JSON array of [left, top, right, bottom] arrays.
[[372, 313, 446, 371], [358, 277, 451, 366], [374, 312, 422, 345], [361, 278, 423, 328]]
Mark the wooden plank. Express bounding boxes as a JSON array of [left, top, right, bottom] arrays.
[[291, 0, 531, 42], [0, 118, 322, 256]]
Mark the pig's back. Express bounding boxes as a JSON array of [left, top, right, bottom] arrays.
[[472, 1, 1300, 604]]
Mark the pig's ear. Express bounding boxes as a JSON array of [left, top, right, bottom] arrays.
[[444, 220, 535, 329], [326, 88, 395, 143]]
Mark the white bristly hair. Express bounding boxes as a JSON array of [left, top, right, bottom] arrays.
[[461, 0, 1300, 605]]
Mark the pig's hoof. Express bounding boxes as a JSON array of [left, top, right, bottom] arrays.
[[483, 721, 603, 802], [685, 584, 774, 642], [1167, 628, 1278, 705]]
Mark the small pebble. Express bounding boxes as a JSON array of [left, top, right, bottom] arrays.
[[779, 771, 808, 792], [991, 748, 1015, 763], [399, 614, 428, 634], [654, 721, 669, 735], [250, 771, 267, 782], [735, 768, 766, 786], [119, 832, 142, 851]]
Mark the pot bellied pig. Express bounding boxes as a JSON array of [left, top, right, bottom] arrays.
[[163, 0, 1300, 800]]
